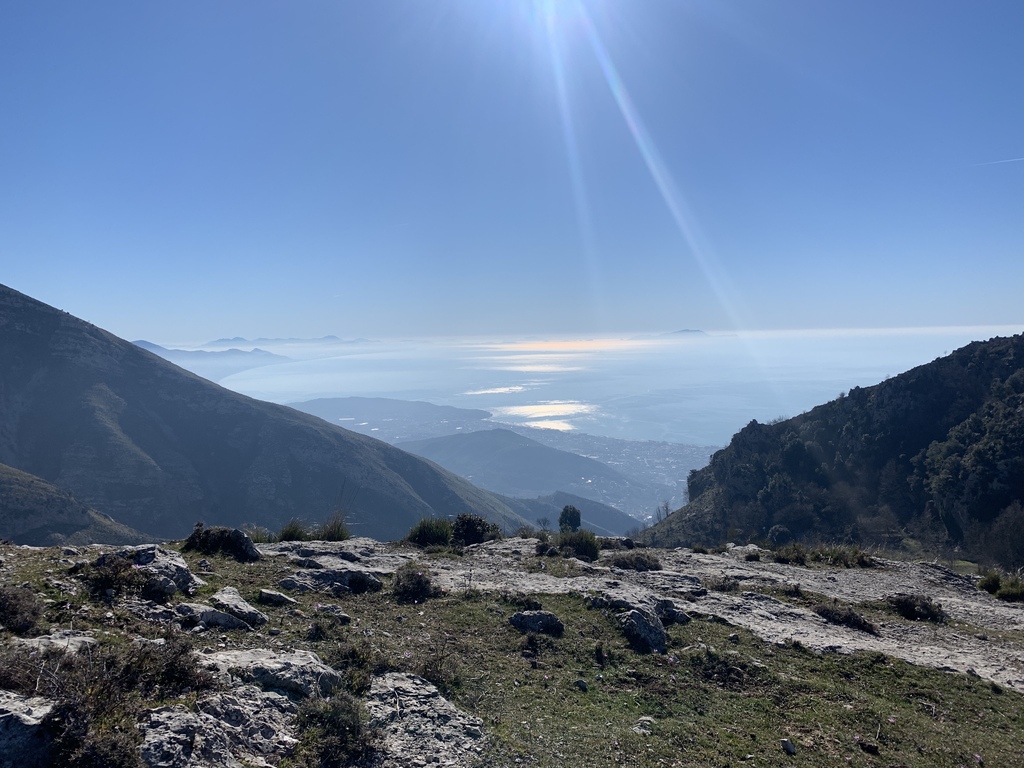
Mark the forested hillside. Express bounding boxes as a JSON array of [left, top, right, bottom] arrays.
[[643, 334, 1024, 569]]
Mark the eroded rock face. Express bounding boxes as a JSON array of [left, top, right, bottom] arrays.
[[210, 587, 268, 627], [13, 630, 97, 654], [175, 603, 253, 632], [509, 610, 564, 637], [202, 648, 343, 699], [0, 691, 53, 768], [364, 673, 485, 768]]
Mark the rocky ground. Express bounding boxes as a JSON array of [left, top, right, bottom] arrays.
[[0, 535, 1021, 767]]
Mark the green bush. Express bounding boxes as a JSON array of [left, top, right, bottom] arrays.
[[608, 551, 662, 571], [556, 529, 599, 562], [406, 518, 453, 548], [315, 512, 351, 542], [278, 518, 313, 542], [452, 513, 500, 546], [978, 570, 1002, 594], [392, 562, 441, 603], [291, 694, 373, 768], [559, 504, 581, 533], [0, 585, 42, 635], [996, 576, 1024, 602]]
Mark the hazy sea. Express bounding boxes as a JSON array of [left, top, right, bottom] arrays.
[[204, 326, 1023, 447]]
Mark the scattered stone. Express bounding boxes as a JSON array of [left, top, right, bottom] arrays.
[[257, 589, 297, 606], [509, 610, 564, 637], [781, 738, 796, 755], [313, 604, 352, 624], [729, 633, 740, 644], [211, 587, 268, 627], [655, 598, 691, 626], [364, 673, 485, 768], [61, 547, 80, 557], [175, 603, 253, 632], [0, 691, 53, 768], [203, 648, 343, 698], [574, 679, 588, 692], [619, 609, 667, 654]]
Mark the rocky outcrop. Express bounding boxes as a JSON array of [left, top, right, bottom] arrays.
[[618, 609, 667, 654], [12, 630, 97, 655], [95, 545, 206, 597], [279, 568, 383, 596], [0, 691, 53, 768], [202, 649, 343, 699], [364, 673, 485, 768], [140, 685, 298, 768], [175, 603, 253, 632]]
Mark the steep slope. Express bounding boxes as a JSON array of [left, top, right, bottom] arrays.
[[0, 462, 152, 545], [398, 428, 661, 514], [0, 284, 525, 541], [642, 334, 1024, 568]]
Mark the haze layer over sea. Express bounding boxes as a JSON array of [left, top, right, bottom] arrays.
[[191, 326, 1022, 447]]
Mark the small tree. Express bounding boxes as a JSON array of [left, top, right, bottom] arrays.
[[559, 505, 581, 533], [536, 516, 551, 532]]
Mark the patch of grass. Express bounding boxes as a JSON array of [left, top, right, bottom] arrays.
[[241, 524, 277, 543], [607, 550, 662, 571], [772, 542, 808, 565], [289, 693, 374, 768], [809, 544, 876, 568], [406, 518, 454, 548], [704, 576, 741, 592]]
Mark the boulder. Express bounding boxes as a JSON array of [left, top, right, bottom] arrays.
[[364, 673, 485, 768], [655, 598, 691, 626], [619, 609, 667, 654], [210, 587, 268, 627], [0, 691, 53, 768], [508, 610, 564, 637], [203, 648, 343, 698], [95, 545, 206, 597]]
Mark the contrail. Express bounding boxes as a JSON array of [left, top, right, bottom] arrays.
[[973, 156, 1024, 167]]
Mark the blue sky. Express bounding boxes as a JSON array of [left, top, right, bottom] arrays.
[[2, 1, 1022, 342]]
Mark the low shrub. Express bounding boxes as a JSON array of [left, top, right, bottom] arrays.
[[744, 551, 761, 561], [392, 562, 441, 604], [278, 518, 313, 542], [291, 694, 373, 768], [452, 513, 500, 546], [556, 530, 600, 562], [978, 570, 1002, 594], [406, 518, 453, 548], [315, 512, 351, 542], [996, 576, 1024, 603], [691, 545, 709, 554], [809, 545, 875, 568], [705, 576, 741, 592], [608, 551, 662, 571], [74, 553, 150, 600], [773, 543, 808, 566], [812, 600, 878, 634], [0, 585, 42, 635], [886, 593, 947, 623]]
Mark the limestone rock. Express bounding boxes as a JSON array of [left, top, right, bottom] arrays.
[[0, 691, 53, 768], [364, 673, 485, 768], [257, 589, 297, 606], [619, 609, 667, 654], [175, 603, 252, 632], [279, 568, 382, 595], [203, 648, 343, 698], [210, 587, 268, 627], [508, 610, 564, 637], [13, 630, 97, 654], [140, 706, 242, 768], [95, 545, 206, 597]]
